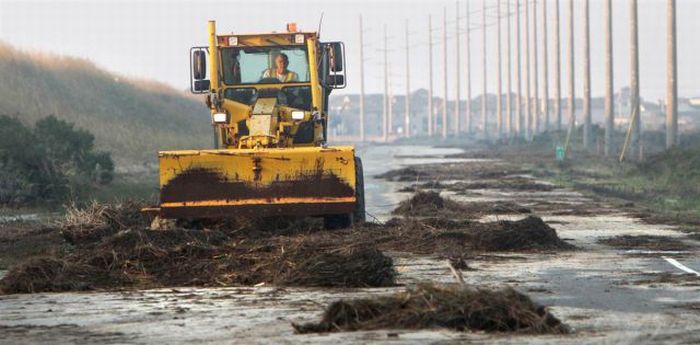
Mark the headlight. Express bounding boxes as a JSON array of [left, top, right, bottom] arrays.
[[213, 112, 228, 124], [291, 111, 305, 120]]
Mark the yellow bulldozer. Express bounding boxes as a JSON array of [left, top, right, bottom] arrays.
[[154, 21, 364, 228]]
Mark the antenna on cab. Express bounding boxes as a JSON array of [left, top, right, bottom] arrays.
[[317, 12, 325, 38]]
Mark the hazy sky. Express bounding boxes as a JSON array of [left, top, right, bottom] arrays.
[[1, 0, 698, 101]]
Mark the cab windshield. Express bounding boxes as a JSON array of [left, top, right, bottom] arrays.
[[222, 46, 310, 85]]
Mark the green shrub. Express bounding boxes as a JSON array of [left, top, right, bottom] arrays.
[[0, 115, 114, 206]]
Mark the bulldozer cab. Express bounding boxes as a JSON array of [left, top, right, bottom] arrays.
[[154, 21, 363, 228], [190, 23, 346, 149]]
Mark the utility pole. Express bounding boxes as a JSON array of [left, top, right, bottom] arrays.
[[554, 0, 561, 131], [482, 0, 489, 139], [455, 1, 461, 135], [516, 0, 523, 137], [506, 0, 513, 137], [525, 0, 531, 140], [443, 7, 449, 139], [604, 0, 614, 156], [383, 24, 388, 142], [405, 20, 411, 138], [388, 64, 393, 137], [583, 0, 592, 149], [542, 0, 549, 132], [630, 0, 641, 160], [466, 1, 472, 134], [666, 0, 678, 148], [567, 0, 575, 144], [497, 0, 503, 139], [428, 16, 434, 136], [358, 15, 366, 142], [532, 0, 539, 136]]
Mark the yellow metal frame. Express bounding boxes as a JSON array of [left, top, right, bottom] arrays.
[[158, 146, 357, 218], [157, 22, 353, 219]]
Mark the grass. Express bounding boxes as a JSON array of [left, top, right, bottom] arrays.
[[0, 172, 158, 217], [87, 173, 159, 204], [494, 129, 700, 226], [0, 41, 212, 167]]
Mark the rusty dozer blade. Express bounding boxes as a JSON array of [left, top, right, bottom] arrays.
[[157, 146, 358, 219]]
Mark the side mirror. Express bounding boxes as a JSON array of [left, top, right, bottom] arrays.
[[324, 42, 346, 89], [327, 75, 344, 87], [192, 50, 207, 80], [194, 80, 211, 92], [328, 42, 344, 72], [190, 47, 210, 94]]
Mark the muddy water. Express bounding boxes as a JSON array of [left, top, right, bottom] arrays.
[[356, 144, 491, 220], [2, 145, 700, 345]]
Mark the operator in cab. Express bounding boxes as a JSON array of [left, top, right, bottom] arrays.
[[261, 53, 298, 82]]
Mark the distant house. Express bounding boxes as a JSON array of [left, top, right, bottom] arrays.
[[329, 89, 700, 138], [678, 97, 700, 132]]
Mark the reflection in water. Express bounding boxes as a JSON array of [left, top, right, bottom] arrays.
[[354, 145, 470, 221]]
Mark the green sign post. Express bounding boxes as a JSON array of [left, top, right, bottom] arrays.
[[555, 145, 565, 161]]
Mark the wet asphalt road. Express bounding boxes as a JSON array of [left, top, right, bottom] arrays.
[[1, 145, 698, 344]]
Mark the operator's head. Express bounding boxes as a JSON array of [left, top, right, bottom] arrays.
[[275, 53, 289, 71]]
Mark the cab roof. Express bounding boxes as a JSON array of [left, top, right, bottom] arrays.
[[217, 32, 318, 48]]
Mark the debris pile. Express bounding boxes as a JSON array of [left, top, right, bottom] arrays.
[[393, 191, 531, 218], [0, 190, 573, 294], [0, 205, 397, 294], [470, 216, 576, 251], [58, 201, 150, 245], [374, 216, 574, 254], [461, 201, 532, 215], [275, 248, 395, 288], [376, 164, 531, 183], [392, 191, 455, 215], [597, 235, 691, 251], [397, 180, 446, 192], [386, 192, 572, 252], [375, 167, 424, 181], [293, 282, 570, 334], [454, 179, 556, 192]]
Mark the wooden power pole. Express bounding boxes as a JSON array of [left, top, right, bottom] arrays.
[[554, 0, 562, 131], [428, 16, 434, 136], [516, 0, 523, 137], [506, 0, 513, 137], [525, 0, 531, 140], [443, 7, 448, 139], [666, 0, 678, 148], [532, 0, 539, 135], [565, 0, 575, 152], [383, 24, 388, 142], [358, 15, 366, 142], [455, 1, 461, 135], [405, 20, 411, 138], [388, 64, 393, 136], [630, 0, 641, 160], [497, 0, 503, 139], [604, 0, 614, 156], [482, 0, 489, 139], [466, 1, 472, 134], [583, 0, 592, 149], [542, 0, 549, 132]]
